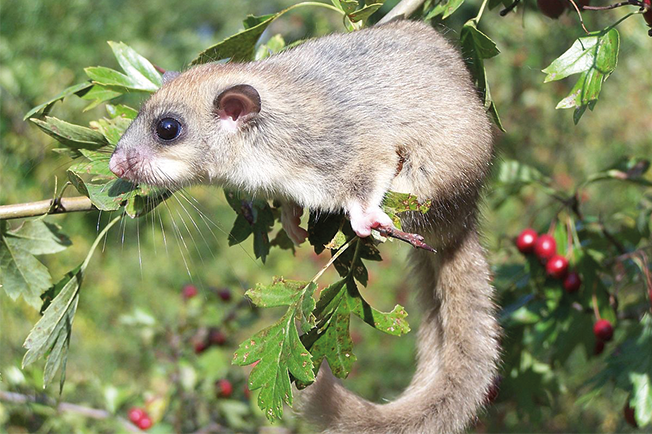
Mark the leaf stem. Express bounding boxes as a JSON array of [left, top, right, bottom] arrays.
[[81, 215, 121, 271], [474, 0, 491, 24], [288, 1, 345, 15], [310, 237, 357, 284]]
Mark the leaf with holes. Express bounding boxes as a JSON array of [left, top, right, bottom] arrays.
[[233, 309, 315, 420]]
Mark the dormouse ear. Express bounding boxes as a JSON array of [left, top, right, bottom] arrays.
[[215, 84, 261, 129], [162, 71, 180, 84]]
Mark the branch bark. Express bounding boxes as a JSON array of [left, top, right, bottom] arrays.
[[378, 0, 426, 24], [0, 196, 95, 220]]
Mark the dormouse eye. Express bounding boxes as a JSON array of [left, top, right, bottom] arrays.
[[156, 118, 181, 141]]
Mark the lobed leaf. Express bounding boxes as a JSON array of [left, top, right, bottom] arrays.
[[22, 266, 82, 391], [0, 224, 53, 309], [4, 220, 71, 255], [233, 310, 315, 420], [426, 0, 466, 20], [108, 41, 162, 90], [245, 278, 310, 308]]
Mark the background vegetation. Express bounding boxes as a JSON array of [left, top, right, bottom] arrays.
[[1, 0, 651, 432]]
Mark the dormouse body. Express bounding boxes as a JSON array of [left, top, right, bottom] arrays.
[[111, 20, 500, 434]]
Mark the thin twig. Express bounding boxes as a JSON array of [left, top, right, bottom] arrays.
[[0, 196, 95, 220], [374, 226, 437, 252], [567, 0, 590, 34], [583, 0, 646, 10]]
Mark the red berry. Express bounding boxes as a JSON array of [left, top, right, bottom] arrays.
[[194, 340, 209, 354], [534, 234, 557, 261], [208, 328, 227, 346], [594, 340, 605, 355], [217, 287, 232, 302], [216, 379, 233, 398], [537, 0, 566, 18], [624, 402, 638, 427], [515, 229, 538, 254], [563, 271, 581, 293], [545, 255, 569, 279], [182, 284, 198, 300], [643, 0, 652, 27], [128, 407, 145, 424], [593, 319, 614, 342], [136, 416, 153, 430]]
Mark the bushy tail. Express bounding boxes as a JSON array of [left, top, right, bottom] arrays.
[[298, 226, 500, 433]]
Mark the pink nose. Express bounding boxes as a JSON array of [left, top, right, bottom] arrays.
[[109, 153, 126, 178]]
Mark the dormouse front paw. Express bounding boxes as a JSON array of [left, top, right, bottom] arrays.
[[281, 201, 308, 245], [347, 202, 394, 238]]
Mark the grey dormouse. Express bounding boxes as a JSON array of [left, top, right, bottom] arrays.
[[110, 20, 500, 434]]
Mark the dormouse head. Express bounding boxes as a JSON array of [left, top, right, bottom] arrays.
[[109, 66, 262, 190]]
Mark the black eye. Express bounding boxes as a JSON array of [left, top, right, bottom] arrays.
[[156, 118, 181, 141]]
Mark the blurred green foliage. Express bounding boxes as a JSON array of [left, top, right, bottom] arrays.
[[1, 0, 652, 432]]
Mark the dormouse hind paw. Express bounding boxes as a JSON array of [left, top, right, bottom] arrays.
[[347, 202, 394, 238]]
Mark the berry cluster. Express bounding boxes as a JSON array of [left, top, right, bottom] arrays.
[[128, 407, 153, 431], [516, 229, 616, 355], [515, 229, 581, 292]]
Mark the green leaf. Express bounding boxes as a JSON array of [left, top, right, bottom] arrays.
[[79, 85, 123, 111], [90, 114, 133, 146], [592, 315, 652, 427], [246, 278, 310, 308], [586, 156, 652, 186], [67, 171, 135, 211], [0, 226, 53, 309], [542, 29, 620, 124], [233, 309, 315, 420], [123, 184, 172, 218], [30, 116, 108, 152], [348, 2, 384, 23], [255, 34, 287, 61], [308, 212, 345, 254], [107, 41, 162, 90], [192, 12, 281, 64], [24, 82, 93, 120], [308, 299, 356, 378], [425, 0, 466, 20], [460, 21, 504, 131], [4, 221, 71, 255], [22, 266, 82, 392]]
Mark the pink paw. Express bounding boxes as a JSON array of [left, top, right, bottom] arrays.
[[348, 203, 394, 238], [281, 202, 308, 245]]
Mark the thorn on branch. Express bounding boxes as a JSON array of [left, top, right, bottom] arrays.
[[500, 0, 521, 16], [374, 226, 436, 253]]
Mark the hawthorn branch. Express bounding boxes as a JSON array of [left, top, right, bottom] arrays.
[[0, 196, 95, 220], [0, 390, 140, 433], [378, 0, 426, 24], [583, 0, 646, 10], [374, 226, 437, 252]]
